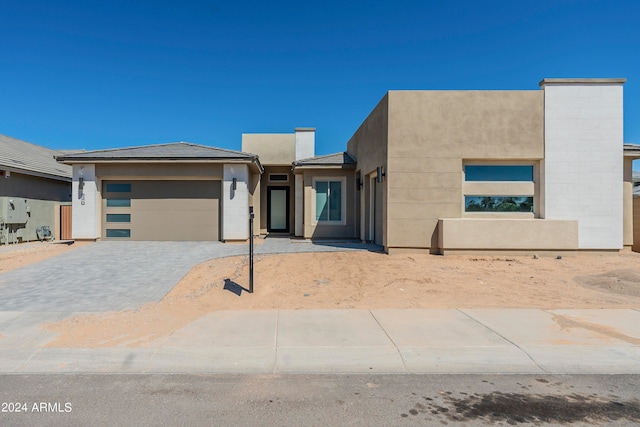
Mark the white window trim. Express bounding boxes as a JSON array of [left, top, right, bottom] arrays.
[[312, 177, 347, 226]]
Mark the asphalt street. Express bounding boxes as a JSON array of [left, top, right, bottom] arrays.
[[1, 374, 640, 426]]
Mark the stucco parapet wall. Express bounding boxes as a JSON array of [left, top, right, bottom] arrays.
[[539, 78, 626, 87], [438, 218, 578, 251], [624, 144, 640, 159]]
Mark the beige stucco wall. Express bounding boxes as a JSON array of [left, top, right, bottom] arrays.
[[346, 94, 389, 246], [242, 134, 296, 166], [386, 90, 545, 252], [96, 163, 223, 179], [302, 169, 357, 239], [438, 218, 578, 254]]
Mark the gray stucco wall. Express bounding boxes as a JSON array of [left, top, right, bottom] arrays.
[[0, 172, 71, 243]]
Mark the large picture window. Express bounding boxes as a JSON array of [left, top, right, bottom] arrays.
[[463, 162, 536, 216], [314, 178, 345, 224]]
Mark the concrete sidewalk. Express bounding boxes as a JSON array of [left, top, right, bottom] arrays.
[[1, 308, 639, 375]]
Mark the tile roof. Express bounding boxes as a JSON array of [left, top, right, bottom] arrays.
[[293, 152, 356, 166], [56, 142, 258, 162], [0, 134, 72, 180]]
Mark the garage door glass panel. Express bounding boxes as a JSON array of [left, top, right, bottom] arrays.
[[106, 229, 131, 238], [106, 199, 131, 207], [106, 214, 131, 223], [270, 189, 287, 230], [105, 183, 131, 192]]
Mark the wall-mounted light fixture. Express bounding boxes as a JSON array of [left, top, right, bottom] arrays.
[[79, 177, 85, 190], [232, 177, 237, 191], [356, 177, 363, 190], [376, 166, 385, 183]]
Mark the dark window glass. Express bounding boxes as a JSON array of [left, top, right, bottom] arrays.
[[106, 183, 131, 192], [106, 199, 131, 207], [106, 229, 131, 238], [269, 174, 288, 182], [106, 214, 131, 223], [465, 165, 533, 182], [465, 196, 534, 212]]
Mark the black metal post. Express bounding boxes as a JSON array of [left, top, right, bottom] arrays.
[[249, 206, 254, 293]]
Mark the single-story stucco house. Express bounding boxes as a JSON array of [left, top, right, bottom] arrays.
[[56, 78, 640, 254], [1, 134, 72, 244]]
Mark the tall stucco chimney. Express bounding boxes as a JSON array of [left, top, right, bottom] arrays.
[[294, 128, 315, 161]]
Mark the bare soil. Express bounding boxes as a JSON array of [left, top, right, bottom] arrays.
[[36, 248, 640, 348]]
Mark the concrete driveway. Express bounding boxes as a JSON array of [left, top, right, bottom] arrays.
[[0, 239, 381, 312]]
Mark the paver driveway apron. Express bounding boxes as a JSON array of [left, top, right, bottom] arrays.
[[0, 241, 248, 312]]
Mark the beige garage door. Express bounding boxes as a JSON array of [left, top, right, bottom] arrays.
[[102, 180, 220, 241]]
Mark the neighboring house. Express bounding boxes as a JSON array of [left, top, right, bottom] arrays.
[[56, 78, 640, 254], [0, 134, 72, 244]]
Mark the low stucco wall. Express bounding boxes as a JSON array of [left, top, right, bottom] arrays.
[[437, 218, 578, 254]]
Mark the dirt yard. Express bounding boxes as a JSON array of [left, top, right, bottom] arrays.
[[33, 246, 640, 348], [4, 242, 640, 347]]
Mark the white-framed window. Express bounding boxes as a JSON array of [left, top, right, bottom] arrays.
[[313, 177, 346, 225]]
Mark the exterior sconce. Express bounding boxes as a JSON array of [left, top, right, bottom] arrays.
[[357, 177, 362, 190], [79, 177, 85, 190], [232, 177, 237, 191], [376, 166, 385, 183]]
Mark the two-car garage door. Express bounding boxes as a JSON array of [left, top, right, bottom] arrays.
[[102, 180, 220, 241]]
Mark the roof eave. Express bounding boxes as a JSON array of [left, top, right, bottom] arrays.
[[56, 157, 255, 163], [0, 165, 72, 182], [56, 156, 265, 174], [292, 164, 356, 173]]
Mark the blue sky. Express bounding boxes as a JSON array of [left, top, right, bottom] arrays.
[[1, 0, 639, 167]]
